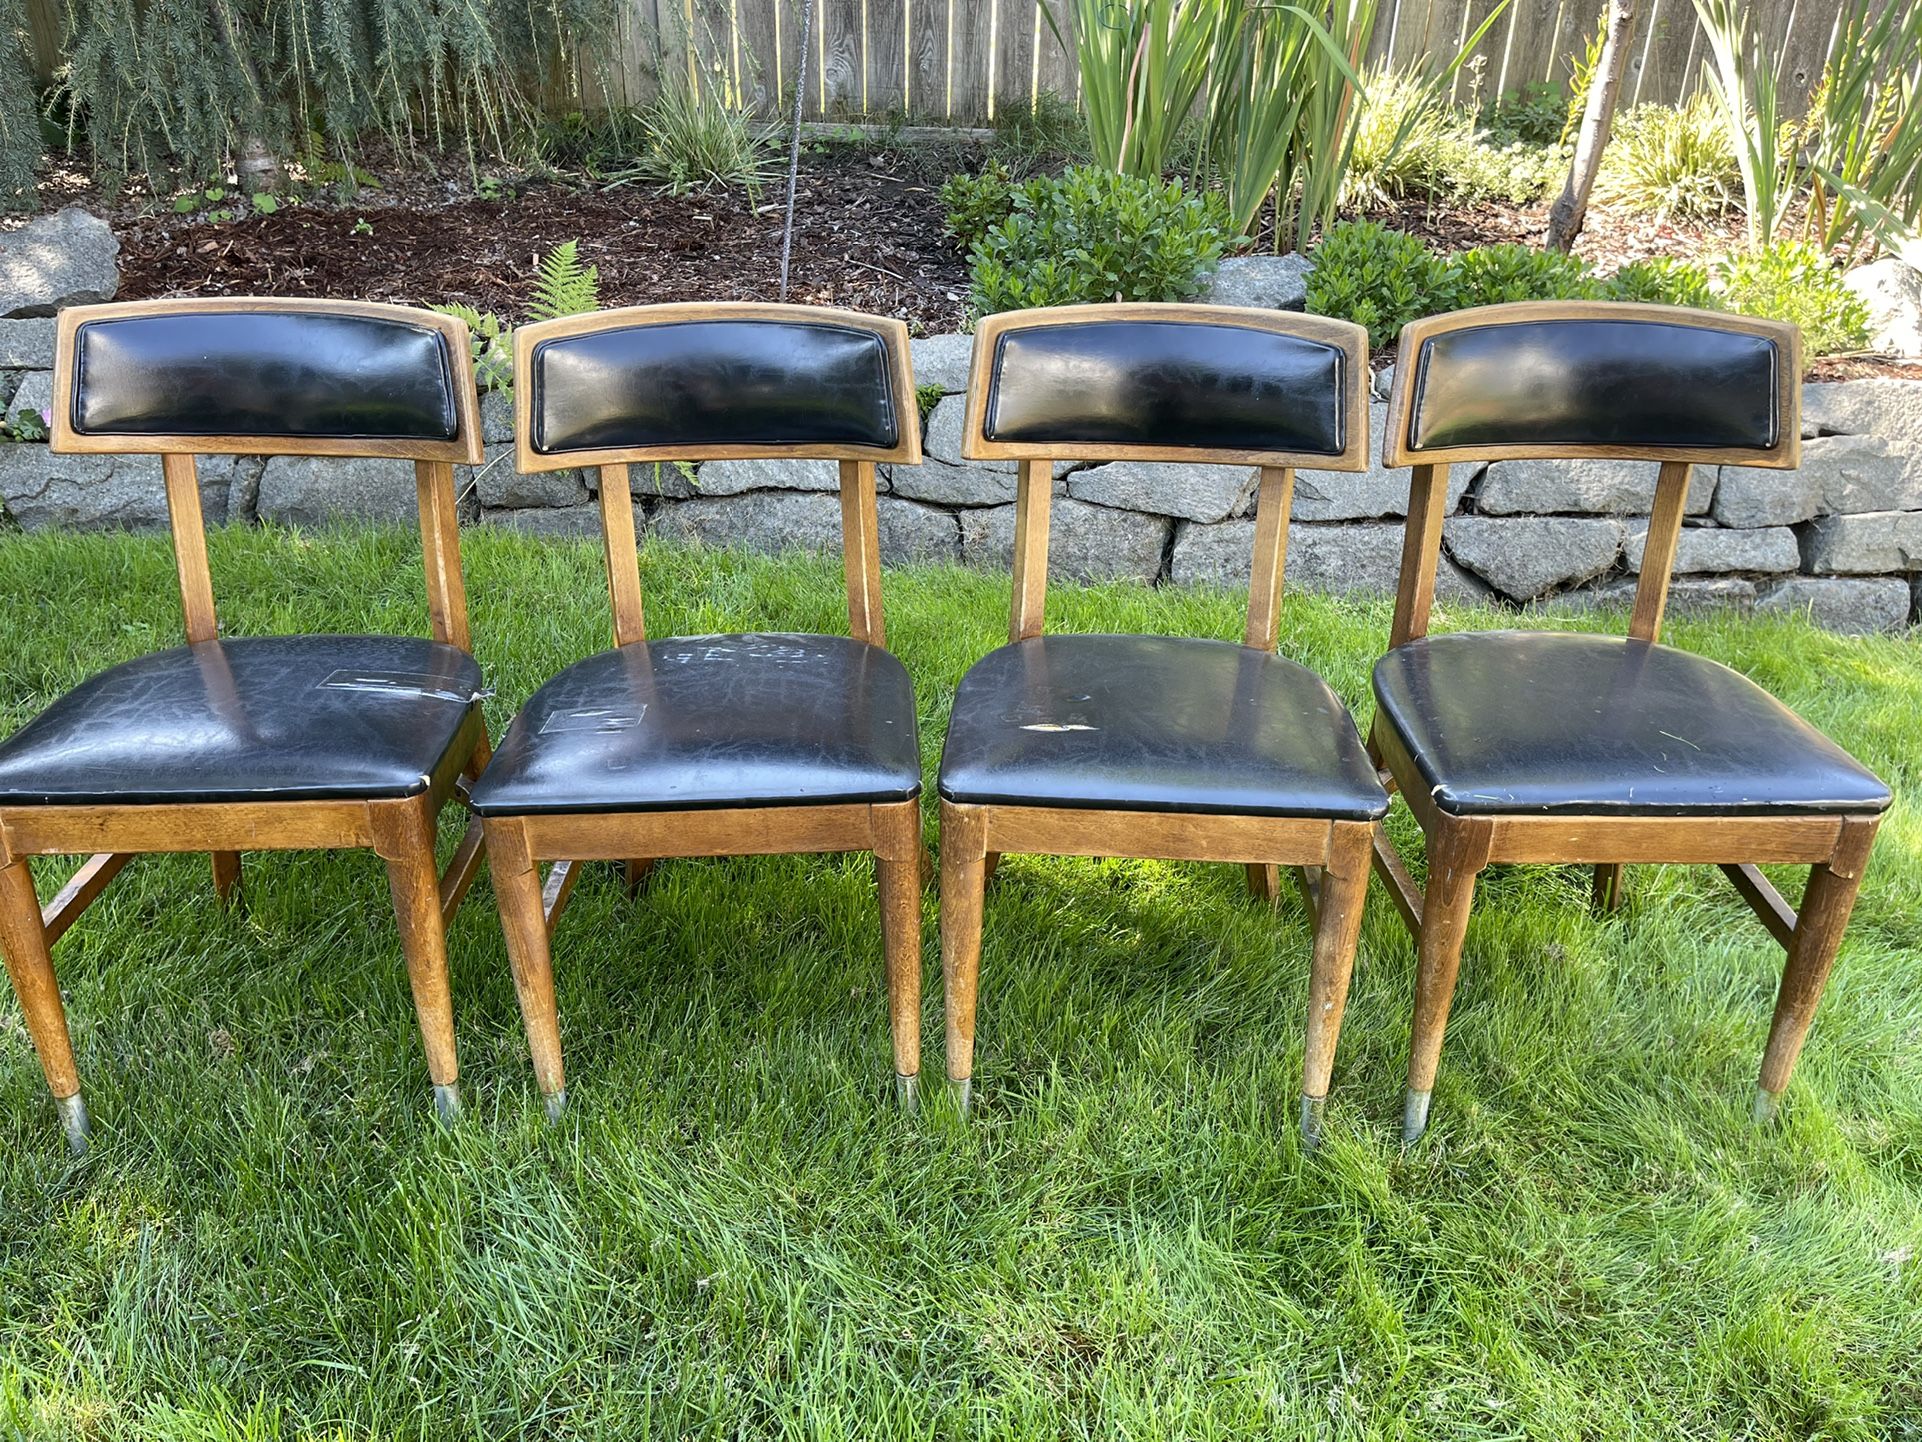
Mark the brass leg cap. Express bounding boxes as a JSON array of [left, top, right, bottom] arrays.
[[56, 1092, 90, 1157], [1300, 1094, 1327, 1151], [544, 1089, 568, 1124], [432, 1082, 463, 1125], [1751, 1088, 1782, 1126], [1402, 1088, 1433, 1145], [895, 1073, 919, 1113]]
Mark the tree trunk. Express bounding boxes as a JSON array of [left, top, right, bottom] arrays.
[[1545, 0, 1639, 253]]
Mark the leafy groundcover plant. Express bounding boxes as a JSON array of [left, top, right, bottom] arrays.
[[967, 166, 1233, 313]]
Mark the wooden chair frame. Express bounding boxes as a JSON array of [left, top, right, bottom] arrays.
[[942, 303, 1378, 1139], [489, 302, 926, 1117], [3, 298, 490, 1153], [1370, 301, 1879, 1141]]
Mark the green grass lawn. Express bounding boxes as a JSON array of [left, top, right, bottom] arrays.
[[1, 524, 1919, 1440]]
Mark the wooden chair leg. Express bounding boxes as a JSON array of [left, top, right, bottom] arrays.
[[982, 851, 1002, 886], [1754, 816, 1879, 1123], [875, 802, 923, 1109], [484, 820, 568, 1120], [623, 858, 656, 896], [0, 859, 89, 1154], [212, 851, 242, 907], [373, 801, 462, 1123], [940, 802, 988, 1116], [1403, 819, 1491, 1144], [1591, 863, 1625, 914], [1299, 823, 1375, 1149], [1245, 862, 1281, 905]]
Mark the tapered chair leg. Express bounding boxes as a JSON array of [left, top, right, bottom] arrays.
[[1754, 817, 1878, 1123], [875, 802, 923, 1110], [1245, 862, 1282, 906], [212, 851, 242, 907], [623, 858, 656, 896], [374, 800, 462, 1123], [1299, 823, 1375, 1150], [1591, 863, 1625, 914], [484, 820, 568, 1120], [940, 802, 988, 1116], [1403, 820, 1489, 1144], [0, 859, 89, 1154]]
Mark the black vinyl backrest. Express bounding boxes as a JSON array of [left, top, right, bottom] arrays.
[[965, 309, 1367, 467], [65, 308, 464, 447], [1389, 304, 1798, 467], [522, 310, 916, 462]]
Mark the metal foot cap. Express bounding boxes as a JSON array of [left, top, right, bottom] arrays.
[[952, 1076, 973, 1118], [432, 1082, 463, 1125], [1300, 1094, 1327, 1151], [895, 1073, 919, 1112], [543, 1089, 568, 1123], [1401, 1088, 1432, 1145], [1751, 1087, 1782, 1125], [56, 1092, 90, 1156]]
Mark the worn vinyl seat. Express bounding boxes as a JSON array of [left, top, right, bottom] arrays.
[[0, 634, 484, 807], [468, 632, 920, 816], [1373, 631, 1892, 818], [940, 634, 1387, 820]]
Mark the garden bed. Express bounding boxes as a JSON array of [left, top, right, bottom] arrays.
[[110, 153, 973, 336]]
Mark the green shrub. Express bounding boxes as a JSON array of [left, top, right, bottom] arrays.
[[941, 161, 1017, 251], [1476, 80, 1568, 148], [1433, 136, 1569, 205], [968, 166, 1232, 314], [604, 80, 778, 196], [1304, 220, 1452, 348], [1716, 242, 1872, 355], [1342, 68, 1453, 210], [1443, 242, 1605, 309], [1594, 98, 1741, 222], [1478, 80, 1569, 147], [1604, 257, 1722, 309]]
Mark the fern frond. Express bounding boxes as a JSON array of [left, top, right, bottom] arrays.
[[529, 240, 601, 321]]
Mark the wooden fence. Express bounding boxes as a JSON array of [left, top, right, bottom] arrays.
[[581, 0, 1851, 125]]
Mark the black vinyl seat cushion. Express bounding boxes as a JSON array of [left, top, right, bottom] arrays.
[[467, 633, 921, 816], [938, 634, 1388, 820], [1372, 631, 1891, 818], [0, 634, 485, 807]]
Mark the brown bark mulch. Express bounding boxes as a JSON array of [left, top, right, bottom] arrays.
[[115, 158, 974, 333]]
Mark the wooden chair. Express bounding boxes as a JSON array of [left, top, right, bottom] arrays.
[[937, 303, 1389, 1141], [1370, 301, 1892, 1143], [470, 302, 926, 1117], [0, 298, 491, 1153]]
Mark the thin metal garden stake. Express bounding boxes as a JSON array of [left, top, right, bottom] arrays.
[[779, 0, 815, 300]]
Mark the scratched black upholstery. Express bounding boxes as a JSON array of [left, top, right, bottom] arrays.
[[982, 320, 1350, 455], [1403, 316, 1781, 454], [1373, 632, 1889, 818], [467, 634, 919, 814], [71, 311, 461, 441], [528, 319, 900, 454], [0, 636, 484, 806], [939, 635, 1386, 819]]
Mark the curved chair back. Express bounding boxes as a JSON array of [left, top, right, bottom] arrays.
[[1380, 301, 1800, 648], [959, 303, 1369, 647], [51, 298, 482, 649], [513, 303, 921, 648]]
